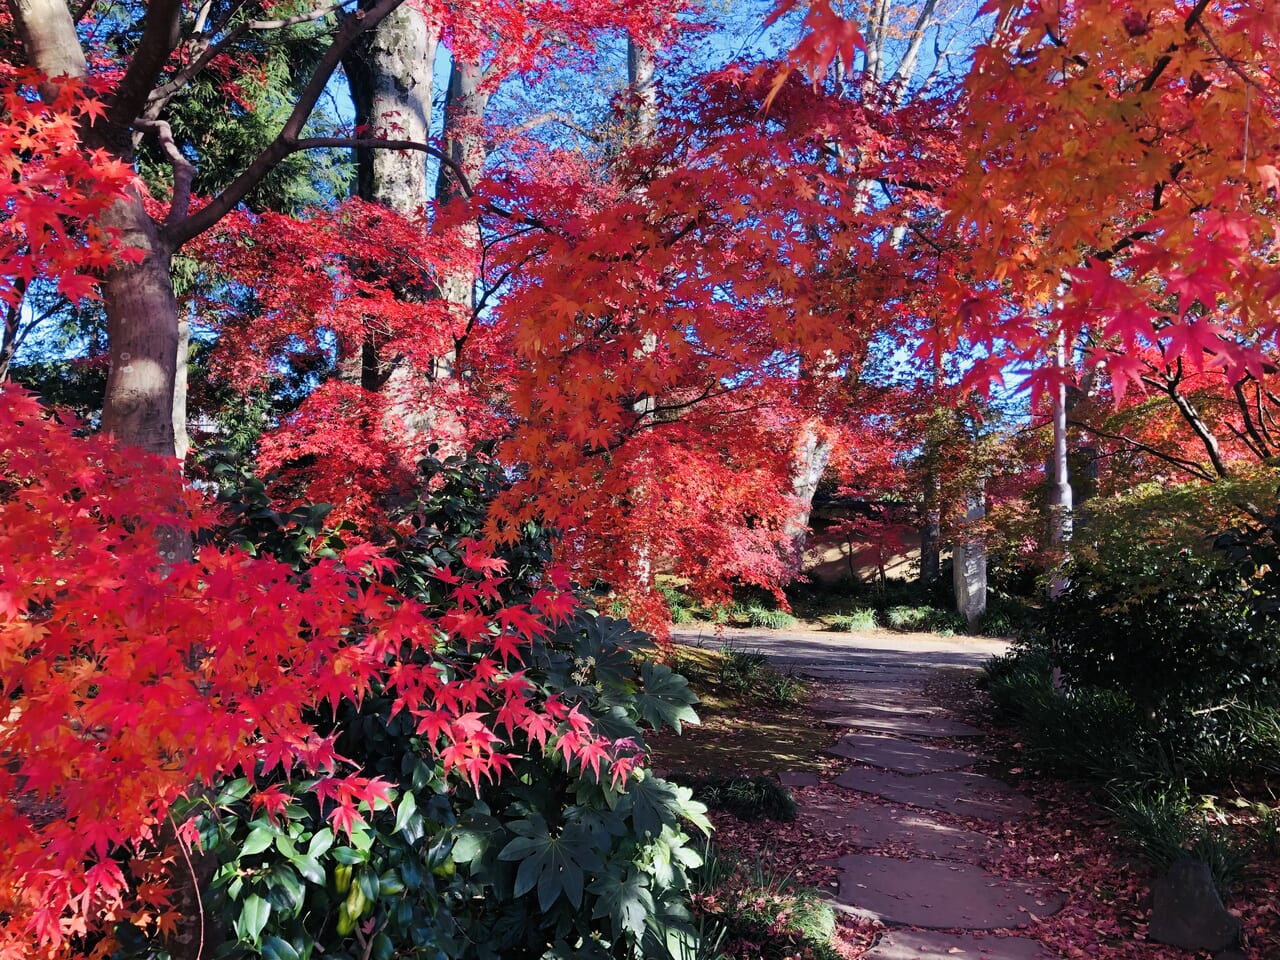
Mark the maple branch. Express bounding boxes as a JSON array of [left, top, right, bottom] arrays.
[[133, 118, 196, 225], [1140, 364, 1231, 478], [0, 280, 26, 382], [290, 137, 477, 195], [1232, 375, 1274, 459], [164, 0, 407, 248], [172, 817, 206, 960], [1193, 19, 1261, 90], [1135, 0, 1214, 93], [1066, 419, 1217, 482], [504, 112, 605, 143]]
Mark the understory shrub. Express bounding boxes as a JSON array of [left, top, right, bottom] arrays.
[[134, 457, 715, 960], [1042, 474, 1280, 720], [984, 644, 1279, 892], [672, 776, 798, 823]]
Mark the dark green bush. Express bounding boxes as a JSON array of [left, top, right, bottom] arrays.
[[1042, 475, 1280, 721], [673, 775, 798, 823]]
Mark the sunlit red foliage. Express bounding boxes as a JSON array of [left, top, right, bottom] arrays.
[[0, 387, 637, 957]]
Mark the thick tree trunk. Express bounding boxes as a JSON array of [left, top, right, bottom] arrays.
[[343, 6, 438, 216], [436, 58, 491, 322], [344, 11, 442, 445], [11, 0, 90, 94], [919, 477, 941, 586], [625, 36, 661, 588], [99, 193, 182, 458], [626, 36, 657, 144], [952, 485, 986, 629], [786, 426, 832, 570]]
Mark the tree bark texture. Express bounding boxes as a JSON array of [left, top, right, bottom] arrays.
[[343, 4, 439, 217]]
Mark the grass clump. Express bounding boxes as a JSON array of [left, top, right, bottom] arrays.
[[744, 605, 799, 630], [827, 609, 877, 632], [1108, 788, 1253, 890]]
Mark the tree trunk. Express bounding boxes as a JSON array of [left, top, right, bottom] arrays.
[[343, 7, 442, 444], [626, 36, 657, 144], [1047, 334, 1073, 598], [436, 58, 491, 322], [919, 477, 941, 586], [786, 426, 833, 570], [952, 485, 986, 629], [99, 193, 182, 458], [343, 5, 438, 215]]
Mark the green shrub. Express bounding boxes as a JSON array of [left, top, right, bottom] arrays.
[[983, 648, 1173, 785], [674, 776, 798, 822], [828, 609, 877, 632], [1042, 474, 1280, 721], [147, 457, 715, 960]]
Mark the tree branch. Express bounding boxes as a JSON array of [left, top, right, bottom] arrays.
[[1136, 0, 1215, 93], [133, 118, 196, 225], [1067, 419, 1217, 482], [105, 0, 185, 136], [148, 1, 352, 110], [291, 136, 476, 195], [163, 0, 406, 248]]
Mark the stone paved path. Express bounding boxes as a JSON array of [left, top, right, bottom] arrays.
[[672, 625, 1064, 960]]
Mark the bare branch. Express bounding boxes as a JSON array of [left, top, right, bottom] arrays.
[[106, 0, 185, 134], [133, 118, 197, 224], [149, 1, 352, 109], [503, 112, 605, 143], [247, 0, 349, 29], [291, 136, 477, 195]]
